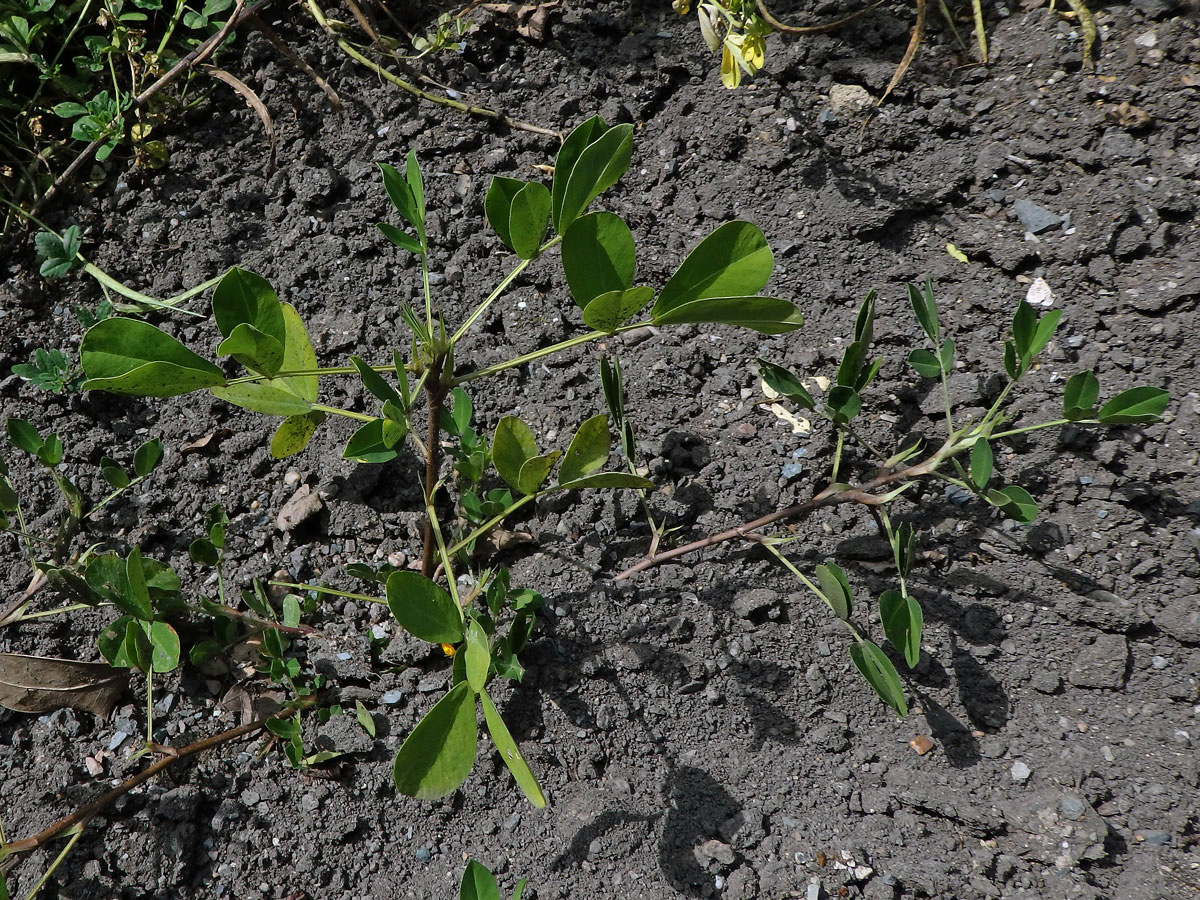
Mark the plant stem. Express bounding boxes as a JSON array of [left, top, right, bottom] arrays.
[[446, 493, 537, 557], [225, 365, 359, 385], [421, 356, 448, 578], [86, 472, 151, 521], [451, 257, 531, 345], [310, 403, 375, 423], [453, 321, 655, 385], [939, 363, 954, 433], [2, 718, 269, 858], [145, 670, 154, 744], [268, 581, 385, 607], [989, 418, 1070, 440], [426, 502, 459, 605], [10, 603, 93, 621], [612, 440, 952, 581], [19, 824, 83, 900]]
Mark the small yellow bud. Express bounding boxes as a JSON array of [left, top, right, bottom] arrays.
[[441, 643, 457, 657]]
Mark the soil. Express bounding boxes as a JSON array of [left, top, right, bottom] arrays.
[[1, 2, 1199, 899]]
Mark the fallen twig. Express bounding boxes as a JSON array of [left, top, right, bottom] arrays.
[[249, 14, 344, 110], [611, 447, 945, 581], [202, 64, 277, 167], [1, 717, 269, 860], [880, 0, 926, 105]]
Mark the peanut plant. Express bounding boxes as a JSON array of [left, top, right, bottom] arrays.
[[71, 115, 805, 807], [613, 283, 1168, 714]]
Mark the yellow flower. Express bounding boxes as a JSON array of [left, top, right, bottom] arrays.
[[441, 642, 457, 657], [741, 33, 765, 72], [721, 43, 742, 89]]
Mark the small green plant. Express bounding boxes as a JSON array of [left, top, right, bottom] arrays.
[[73, 115, 803, 805], [0, 0, 239, 215], [410, 11, 468, 59], [615, 281, 1169, 715], [460, 859, 526, 900], [11, 300, 111, 394]]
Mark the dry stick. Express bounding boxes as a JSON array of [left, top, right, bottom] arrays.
[[202, 65, 276, 164], [30, 0, 272, 217], [342, 0, 382, 44], [248, 14, 343, 110], [303, 0, 562, 140], [755, 0, 887, 34], [611, 447, 945, 582], [3, 718, 268, 857], [880, 0, 926, 105]]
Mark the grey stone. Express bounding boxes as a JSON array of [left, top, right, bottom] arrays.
[[1068, 633, 1128, 689], [733, 588, 778, 619], [157, 785, 200, 821], [1011, 761, 1032, 783], [1070, 590, 1149, 632], [1152, 596, 1200, 644], [1031, 669, 1062, 693], [696, 839, 736, 866], [276, 484, 323, 532], [1003, 790, 1109, 865], [1013, 199, 1064, 234], [724, 866, 758, 899]]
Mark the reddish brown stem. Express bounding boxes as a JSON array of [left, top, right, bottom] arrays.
[[3, 718, 268, 858], [611, 447, 945, 581]]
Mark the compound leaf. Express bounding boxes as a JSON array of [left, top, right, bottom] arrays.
[[480, 690, 546, 808], [651, 296, 802, 335], [582, 287, 652, 333], [559, 414, 609, 484], [508, 181, 551, 260], [849, 640, 908, 717], [879, 589, 923, 669], [1062, 370, 1099, 420], [492, 417, 537, 493], [1097, 386, 1169, 425], [555, 122, 634, 234]]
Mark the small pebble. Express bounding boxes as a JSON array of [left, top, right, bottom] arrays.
[[381, 689, 405, 705], [415, 847, 432, 862], [909, 734, 935, 756], [284, 469, 301, 486], [1011, 761, 1032, 783]]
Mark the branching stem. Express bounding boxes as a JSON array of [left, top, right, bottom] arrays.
[[1, 717, 270, 859]]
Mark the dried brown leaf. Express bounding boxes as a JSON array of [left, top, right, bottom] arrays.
[[0, 652, 128, 716]]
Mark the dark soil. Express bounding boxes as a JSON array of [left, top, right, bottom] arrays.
[[2, 2, 1199, 899]]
